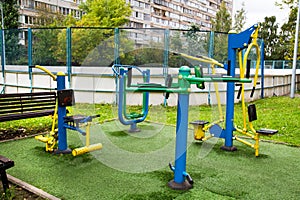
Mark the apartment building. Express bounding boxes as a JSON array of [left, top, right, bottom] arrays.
[[17, 0, 83, 28], [17, 0, 232, 29], [128, 0, 232, 30], [127, 0, 232, 46]]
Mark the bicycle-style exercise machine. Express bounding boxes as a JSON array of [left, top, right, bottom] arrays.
[[31, 65, 102, 156]]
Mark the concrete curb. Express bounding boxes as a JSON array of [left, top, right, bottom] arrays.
[[7, 174, 61, 200]]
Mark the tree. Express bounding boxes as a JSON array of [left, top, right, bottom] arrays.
[[211, 2, 232, 62], [1, 0, 19, 29], [31, 7, 67, 65], [211, 2, 232, 32], [275, 0, 297, 8], [278, 7, 299, 61], [77, 0, 131, 27], [185, 24, 208, 58], [0, 0, 23, 64], [259, 16, 282, 60], [233, 2, 246, 32], [53, 0, 132, 65]]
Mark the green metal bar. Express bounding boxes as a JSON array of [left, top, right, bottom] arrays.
[[185, 76, 252, 83], [126, 87, 187, 93]]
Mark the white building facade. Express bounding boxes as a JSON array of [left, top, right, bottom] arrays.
[[16, 0, 232, 29]]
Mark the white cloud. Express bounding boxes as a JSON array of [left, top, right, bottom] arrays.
[[233, 0, 290, 29]]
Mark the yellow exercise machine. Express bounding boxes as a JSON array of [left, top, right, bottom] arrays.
[[181, 24, 278, 156], [32, 65, 102, 156], [234, 25, 277, 156]]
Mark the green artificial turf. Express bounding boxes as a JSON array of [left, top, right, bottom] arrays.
[[1, 121, 300, 199]]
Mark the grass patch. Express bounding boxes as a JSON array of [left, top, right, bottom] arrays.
[[2, 96, 300, 146]]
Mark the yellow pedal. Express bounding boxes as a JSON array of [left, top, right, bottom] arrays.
[[35, 135, 52, 143]]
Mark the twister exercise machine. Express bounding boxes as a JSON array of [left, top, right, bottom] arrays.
[[112, 62, 251, 190], [31, 65, 102, 156], [190, 24, 277, 156]]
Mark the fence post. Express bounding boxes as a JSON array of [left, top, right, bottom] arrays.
[[207, 31, 215, 105], [28, 28, 33, 92], [260, 40, 264, 99], [0, 27, 5, 93], [114, 28, 120, 104], [66, 27, 72, 88], [163, 29, 169, 77]]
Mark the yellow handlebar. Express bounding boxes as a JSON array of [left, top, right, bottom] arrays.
[[33, 65, 57, 81], [241, 26, 260, 87], [175, 52, 224, 68]]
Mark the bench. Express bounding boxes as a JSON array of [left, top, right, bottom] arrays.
[[0, 155, 14, 193], [0, 92, 56, 122]]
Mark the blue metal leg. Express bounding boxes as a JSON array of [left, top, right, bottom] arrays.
[[168, 93, 193, 190], [221, 82, 237, 151], [129, 123, 140, 132], [55, 73, 71, 154]]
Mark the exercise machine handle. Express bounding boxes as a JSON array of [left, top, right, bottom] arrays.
[[29, 65, 57, 81]]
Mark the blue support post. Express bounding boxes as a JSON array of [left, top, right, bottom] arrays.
[[56, 72, 71, 154], [222, 30, 237, 151], [174, 93, 190, 183], [168, 66, 193, 190], [221, 24, 259, 151]]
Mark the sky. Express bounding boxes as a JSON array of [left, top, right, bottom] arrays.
[[232, 0, 290, 29]]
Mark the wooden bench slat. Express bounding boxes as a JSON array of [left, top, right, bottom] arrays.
[[0, 100, 56, 109], [0, 95, 56, 103], [0, 92, 57, 122], [0, 105, 56, 115], [0, 110, 55, 122], [0, 91, 56, 98]]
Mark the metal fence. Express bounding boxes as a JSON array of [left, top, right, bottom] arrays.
[[0, 27, 299, 105]]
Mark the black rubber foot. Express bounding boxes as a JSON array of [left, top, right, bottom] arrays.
[[220, 146, 237, 152], [168, 180, 193, 190], [53, 148, 72, 154]]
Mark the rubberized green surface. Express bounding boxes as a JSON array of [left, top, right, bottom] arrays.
[[1, 121, 300, 199]]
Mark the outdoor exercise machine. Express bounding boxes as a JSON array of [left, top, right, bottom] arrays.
[[233, 24, 278, 156], [112, 61, 251, 190], [31, 65, 102, 156], [112, 65, 150, 132], [190, 24, 277, 156]]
